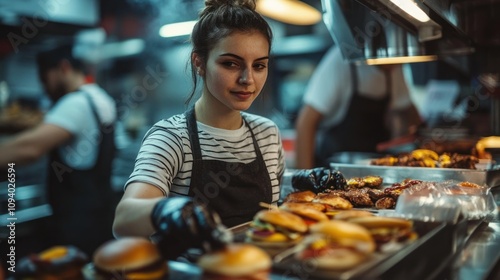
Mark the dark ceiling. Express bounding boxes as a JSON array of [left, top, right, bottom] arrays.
[[0, 0, 325, 57]]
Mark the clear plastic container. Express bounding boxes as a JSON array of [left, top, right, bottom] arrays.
[[392, 180, 498, 222]]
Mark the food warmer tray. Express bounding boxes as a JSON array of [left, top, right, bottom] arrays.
[[330, 163, 500, 188], [228, 220, 465, 280]]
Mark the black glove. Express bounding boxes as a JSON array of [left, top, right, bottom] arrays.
[[291, 167, 347, 193], [151, 197, 231, 260]]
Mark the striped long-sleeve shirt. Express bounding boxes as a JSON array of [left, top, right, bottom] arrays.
[[125, 112, 286, 204]]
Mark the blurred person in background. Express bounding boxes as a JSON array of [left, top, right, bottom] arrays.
[[0, 44, 117, 256], [295, 45, 421, 168]]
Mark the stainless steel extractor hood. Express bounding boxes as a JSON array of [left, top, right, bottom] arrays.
[[321, 0, 500, 134], [320, 0, 476, 64]]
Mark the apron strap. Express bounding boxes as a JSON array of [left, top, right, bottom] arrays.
[[185, 106, 203, 196], [185, 107, 265, 197], [82, 91, 102, 125], [243, 118, 264, 160]]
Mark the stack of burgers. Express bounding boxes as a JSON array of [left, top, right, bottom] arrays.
[[244, 190, 419, 272]]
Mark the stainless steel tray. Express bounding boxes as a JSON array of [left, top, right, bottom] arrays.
[[330, 163, 500, 188]]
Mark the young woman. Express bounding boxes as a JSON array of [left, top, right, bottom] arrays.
[[113, 0, 285, 244]]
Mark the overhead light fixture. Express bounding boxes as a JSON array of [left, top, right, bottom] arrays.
[[159, 20, 197, 38], [389, 0, 430, 22], [256, 0, 322, 25], [365, 55, 438, 65]]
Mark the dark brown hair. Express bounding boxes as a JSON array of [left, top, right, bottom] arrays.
[[185, 0, 273, 105], [36, 44, 88, 75]]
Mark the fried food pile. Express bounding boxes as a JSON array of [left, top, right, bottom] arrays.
[[371, 149, 479, 169], [285, 176, 422, 210]]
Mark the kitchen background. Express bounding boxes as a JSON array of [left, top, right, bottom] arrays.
[[0, 0, 498, 258]]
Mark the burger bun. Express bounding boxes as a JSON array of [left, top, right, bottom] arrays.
[[91, 237, 167, 280], [348, 216, 413, 230], [301, 247, 367, 271], [283, 190, 316, 203], [255, 210, 308, 233], [279, 202, 328, 223], [332, 210, 375, 221], [198, 243, 271, 279], [310, 220, 376, 254]]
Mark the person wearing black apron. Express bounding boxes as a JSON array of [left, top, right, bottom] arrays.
[[113, 0, 284, 260], [185, 106, 273, 228], [0, 45, 118, 260], [315, 64, 391, 167], [45, 92, 116, 256]]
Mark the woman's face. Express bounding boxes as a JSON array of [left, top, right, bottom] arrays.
[[198, 30, 270, 112]]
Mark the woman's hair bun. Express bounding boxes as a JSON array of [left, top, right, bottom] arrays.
[[204, 0, 256, 11]]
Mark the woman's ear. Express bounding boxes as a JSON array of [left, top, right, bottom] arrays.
[[192, 53, 205, 76]]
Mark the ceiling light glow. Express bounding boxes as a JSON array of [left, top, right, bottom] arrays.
[[389, 0, 430, 22], [159, 20, 197, 38], [256, 0, 321, 25], [366, 55, 438, 65]]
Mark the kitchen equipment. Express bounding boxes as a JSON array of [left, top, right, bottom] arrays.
[[330, 162, 500, 188]]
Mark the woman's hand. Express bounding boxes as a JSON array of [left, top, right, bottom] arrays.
[[291, 168, 347, 193], [151, 197, 232, 260]]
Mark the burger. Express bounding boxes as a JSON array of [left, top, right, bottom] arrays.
[[282, 201, 327, 212], [283, 190, 317, 203], [16, 245, 88, 280], [89, 237, 168, 280], [348, 216, 418, 252], [279, 202, 328, 226], [197, 243, 271, 280], [332, 210, 375, 221], [312, 192, 353, 211], [294, 220, 375, 271], [246, 209, 308, 254]]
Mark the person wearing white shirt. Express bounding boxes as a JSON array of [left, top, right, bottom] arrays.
[[295, 46, 421, 168]]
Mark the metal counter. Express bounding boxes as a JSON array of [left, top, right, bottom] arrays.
[[329, 163, 500, 188], [451, 189, 500, 280], [167, 219, 500, 280], [272, 167, 500, 279]]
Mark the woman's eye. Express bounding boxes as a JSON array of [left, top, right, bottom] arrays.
[[254, 63, 267, 70], [222, 61, 238, 68]]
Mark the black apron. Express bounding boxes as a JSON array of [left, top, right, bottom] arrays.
[[185, 107, 273, 228], [316, 64, 391, 167], [46, 91, 116, 256]]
